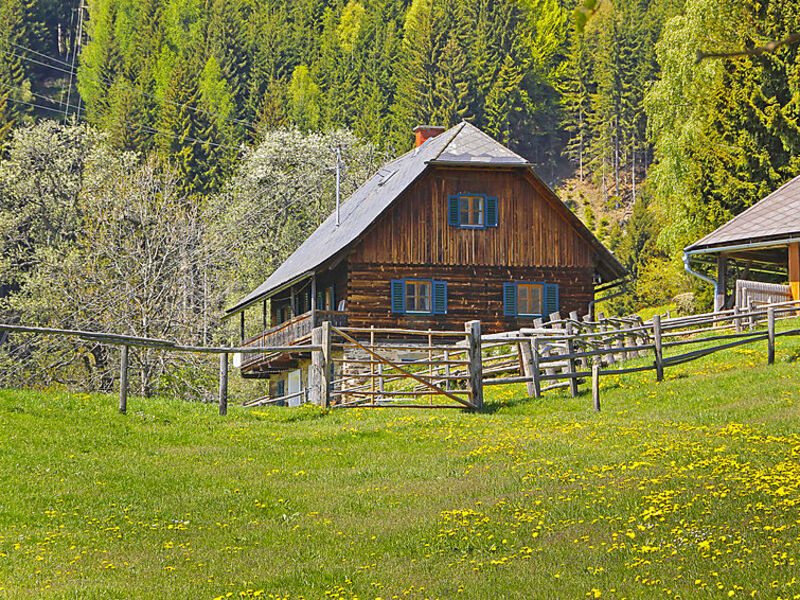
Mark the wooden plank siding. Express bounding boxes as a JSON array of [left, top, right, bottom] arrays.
[[349, 167, 596, 269], [344, 166, 599, 332]]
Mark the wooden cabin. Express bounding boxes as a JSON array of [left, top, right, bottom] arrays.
[[684, 175, 800, 311], [226, 122, 626, 403]]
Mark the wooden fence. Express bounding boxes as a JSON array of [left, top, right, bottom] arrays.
[[0, 323, 320, 416], [477, 299, 800, 411], [2, 298, 799, 414]]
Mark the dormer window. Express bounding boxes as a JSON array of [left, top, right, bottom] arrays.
[[448, 193, 498, 228]]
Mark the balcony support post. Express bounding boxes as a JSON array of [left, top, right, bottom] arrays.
[[311, 275, 317, 323]]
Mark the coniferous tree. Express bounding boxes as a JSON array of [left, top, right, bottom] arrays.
[[390, 0, 438, 150], [0, 0, 32, 128]]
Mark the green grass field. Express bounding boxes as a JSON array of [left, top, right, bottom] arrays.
[[2, 326, 800, 599]]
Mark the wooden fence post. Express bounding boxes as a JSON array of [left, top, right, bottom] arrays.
[[219, 352, 228, 416], [310, 321, 332, 407], [734, 304, 741, 333], [636, 315, 648, 358], [768, 307, 775, 365], [653, 314, 664, 382], [119, 344, 129, 414], [565, 336, 579, 397], [519, 338, 537, 398], [622, 322, 633, 361], [465, 320, 483, 410], [592, 357, 600, 412], [531, 341, 541, 399]]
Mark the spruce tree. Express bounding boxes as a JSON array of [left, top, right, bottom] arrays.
[[0, 0, 31, 127]]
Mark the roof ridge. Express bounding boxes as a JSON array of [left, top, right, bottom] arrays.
[[431, 121, 467, 161]]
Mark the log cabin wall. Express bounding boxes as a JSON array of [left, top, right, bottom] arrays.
[[349, 166, 596, 268], [345, 166, 599, 332], [346, 263, 593, 332]]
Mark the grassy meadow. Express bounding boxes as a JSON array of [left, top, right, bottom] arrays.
[[2, 326, 800, 599]]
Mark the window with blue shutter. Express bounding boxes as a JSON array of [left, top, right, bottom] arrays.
[[276, 380, 285, 397], [504, 282, 559, 317], [544, 283, 559, 315], [485, 197, 498, 227], [448, 196, 459, 226], [447, 193, 499, 229], [390, 280, 405, 313], [390, 279, 447, 315], [433, 281, 447, 314], [503, 283, 517, 316]]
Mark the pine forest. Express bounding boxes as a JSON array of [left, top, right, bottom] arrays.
[[2, 0, 800, 394]]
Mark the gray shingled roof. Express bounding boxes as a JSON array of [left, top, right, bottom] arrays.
[[686, 175, 800, 253], [227, 122, 621, 315], [431, 122, 530, 164]]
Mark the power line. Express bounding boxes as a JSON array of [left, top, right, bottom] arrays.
[[2, 44, 260, 132], [3, 94, 241, 152], [64, 0, 85, 121], [7, 40, 74, 68], [3, 95, 84, 118], [119, 120, 242, 151], [0, 82, 84, 114]]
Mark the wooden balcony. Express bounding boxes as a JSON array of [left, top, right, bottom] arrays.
[[240, 310, 348, 372]]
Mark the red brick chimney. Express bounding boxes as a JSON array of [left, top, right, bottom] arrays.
[[413, 125, 446, 147]]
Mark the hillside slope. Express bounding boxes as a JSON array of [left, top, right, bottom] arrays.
[[1, 334, 800, 599]]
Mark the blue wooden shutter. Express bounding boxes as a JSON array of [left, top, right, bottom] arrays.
[[433, 281, 447, 315], [503, 283, 517, 316], [330, 284, 335, 310], [544, 283, 559, 315], [485, 197, 498, 227], [391, 280, 405, 313], [448, 196, 459, 226], [276, 380, 285, 397], [316, 291, 323, 310]]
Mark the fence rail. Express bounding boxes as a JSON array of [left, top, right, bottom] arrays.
[[478, 300, 800, 408], [0, 322, 319, 416], [3, 297, 799, 415]]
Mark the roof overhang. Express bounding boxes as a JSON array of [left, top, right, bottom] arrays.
[[684, 235, 800, 267], [223, 270, 313, 319]]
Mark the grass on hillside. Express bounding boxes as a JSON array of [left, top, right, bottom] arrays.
[[2, 322, 800, 599]]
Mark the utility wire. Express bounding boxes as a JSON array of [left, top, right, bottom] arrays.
[[4, 95, 84, 118], [3, 94, 240, 152], [64, 0, 84, 121], [2, 44, 260, 132], [0, 82, 84, 114]]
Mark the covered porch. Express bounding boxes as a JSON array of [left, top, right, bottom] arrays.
[[684, 176, 800, 312], [685, 240, 800, 312], [238, 309, 348, 376]]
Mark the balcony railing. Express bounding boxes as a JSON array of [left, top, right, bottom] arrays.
[[240, 310, 348, 369]]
